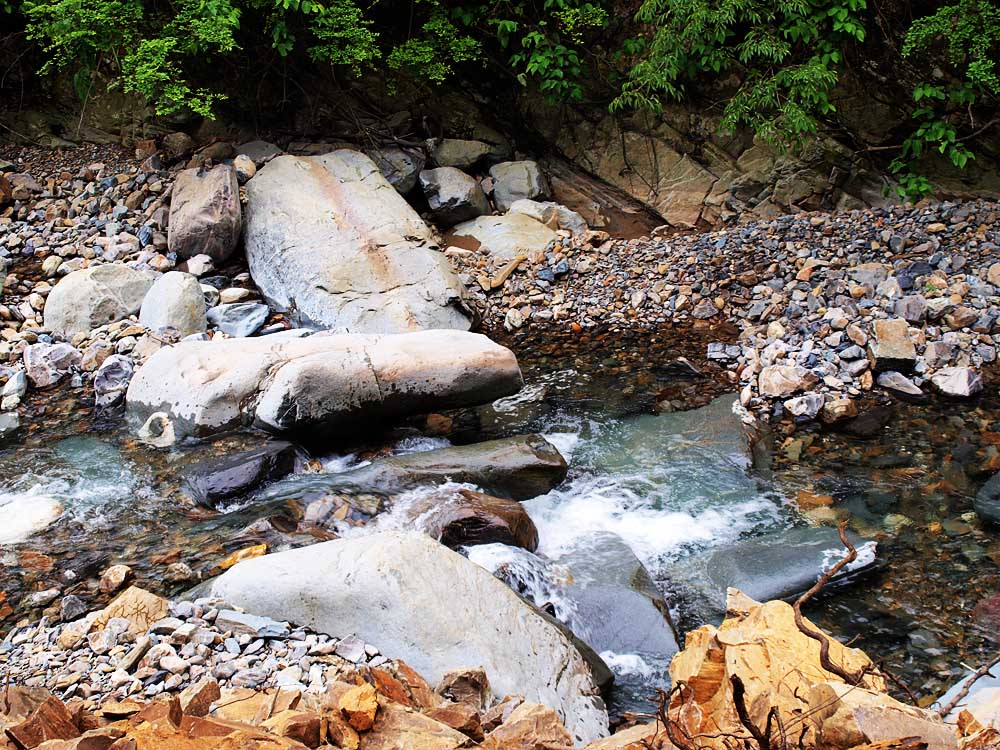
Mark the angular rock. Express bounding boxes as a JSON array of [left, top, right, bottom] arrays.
[[426, 702, 483, 742], [784, 393, 824, 419], [339, 683, 378, 731], [757, 365, 817, 398], [668, 590, 885, 750], [484, 702, 572, 750], [24, 343, 81, 388], [877, 371, 926, 402], [974, 472, 1000, 526], [244, 151, 472, 333], [437, 668, 492, 712], [237, 140, 284, 166], [5, 695, 80, 748], [419, 167, 490, 227], [126, 330, 522, 441], [370, 146, 426, 194], [508, 199, 587, 236], [810, 681, 958, 750], [895, 295, 928, 323], [95, 586, 169, 634], [490, 161, 548, 212], [184, 441, 298, 507], [167, 165, 241, 263], [930, 366, 983, 398], [450, 214, 558, 261], [138, 271, 207, 337], [206, 302, 269, 338], [869, 319, 916, 372], [0, 412, 20, 440], [94, 354, 135, 409], [205, 532, 609, 743], [320, 434, 566, 501], [44, 266, 156, 339]]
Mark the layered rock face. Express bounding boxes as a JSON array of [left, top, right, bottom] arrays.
[[244, 150, 472, 333], [125, 329, 523, 441], [204, 531, 610, 744]]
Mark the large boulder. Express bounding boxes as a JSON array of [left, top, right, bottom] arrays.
[[449, 214, 558, 260], [204, 532, 609, 743], [125, 330, 522, 441], [167, 165, 241, 262], [184, 441, 299, 507], [369, 146, 426, 194], [44, 265, 156, 339], [138, 271, 206, 337], [244, 151, 472, 333], [419, 167, 490, 227], [316, 434, 567, 500], [490, 161, 548, 212]]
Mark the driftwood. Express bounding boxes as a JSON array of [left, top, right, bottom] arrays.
[[936, 653, 1000, 719]]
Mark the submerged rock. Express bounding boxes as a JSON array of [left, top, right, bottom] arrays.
[[666, 526, 877, 616], [974, 472, 1000, 526], [244, 150, 472, 333], [126, 330, 522, 441], [0, 494, 61, 545], [184, 441, 299, 507], [204, 531, 610, 743]]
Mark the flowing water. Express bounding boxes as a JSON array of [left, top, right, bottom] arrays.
[[1, 326, 998, 720]]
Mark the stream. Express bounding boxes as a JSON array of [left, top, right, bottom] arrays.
[[1, 327, 998, 719]]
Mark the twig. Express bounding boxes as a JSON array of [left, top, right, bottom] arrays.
[[731, 675, 771, 750], [792, 520, 867, 686], [937, 653, 1000, 718]]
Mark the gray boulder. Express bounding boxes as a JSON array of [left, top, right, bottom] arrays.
[[419, 167, 490, 227], [244, 151, 472, 333], [139, 271, 206, 337], [0, 412, 18, 440], [490, 161, 548, 212], [204, 531, 609, 744], [206, 302, 268, 337], [44, 265, 156, 339], [315, 434, 567, 500], [168, 165, 241, 263], [236, 140, 284, 166], [126, 329, 523, 441], [184, 441, 298, 507], [450, 214, 558, 260], [369, 146, 426, 194]]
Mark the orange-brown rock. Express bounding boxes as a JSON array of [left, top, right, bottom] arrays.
[[179, 679, 221, 718], [482, 702, 572, 750], [369, 670, 411, 708], [5, 695, 81, 748], [33, 725, 125, 750], [261, 711, 323, 748], [338, 685, 377, 732], [436, 668, 491, 712], [393, 662, 443, 710], [425, 702, 484, 742], [93, 587, 169, 635], [668, 589, 885, 750], [124, 720, 306, 749], [97, 701, 143, 720], [359, 701, 467, 750], [212, 689, 301, 724], [324, 714, 360, 750], [482, 695, 525, 732], [178, 715, 254, 738], [581, 722, 675, 750], [131, 697, 182, 730]]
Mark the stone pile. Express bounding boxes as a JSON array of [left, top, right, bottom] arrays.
[[449, 200, 1000, 425], [0, 586, 597, 750]]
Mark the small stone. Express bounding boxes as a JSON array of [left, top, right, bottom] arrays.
[[99, 564, 132, 594]]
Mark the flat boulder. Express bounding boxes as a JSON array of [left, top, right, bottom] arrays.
[[125, 330, 522, 441], [244, 151, 472, 332], [450, 214, 558, 260], [319, 434, 567, 500], [204, 532, 609, 744], [168, 164, 241, 263], [44, 265, 156, 339]]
